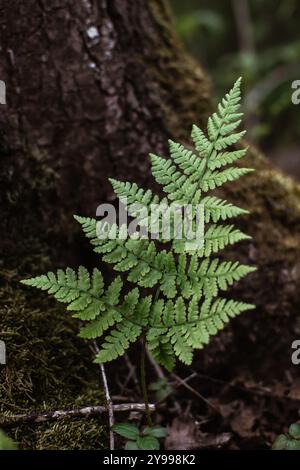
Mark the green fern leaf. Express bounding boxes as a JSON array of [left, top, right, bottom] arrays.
[[200, 167, 254, 192], [207, 148, 248, 170], [94, 320, 142, 363], [202, 196, 249, 223], [21, 77, 256, 372], [191, 124, 212, 157], [147, 336, 176, 372], [200, 224, 251, 257]]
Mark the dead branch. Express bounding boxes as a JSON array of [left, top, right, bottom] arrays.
[[91, 341, 115, 450], [0, 403, 155, 428]]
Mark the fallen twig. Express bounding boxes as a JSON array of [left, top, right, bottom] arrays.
[[146, 348, 219, 413], [0, 403, 156, 428], [91, 341, 115, 450], [189, 369, 300, 404], [171, 372, 220, 414]]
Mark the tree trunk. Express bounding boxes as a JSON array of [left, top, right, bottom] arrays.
[[0, 0, 211, 216], [1, 0, 300, 448]]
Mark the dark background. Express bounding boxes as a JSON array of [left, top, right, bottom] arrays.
[[170, 0, 300, 178]]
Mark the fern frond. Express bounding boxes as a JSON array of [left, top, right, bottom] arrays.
[[21, 266, 103, 308], [207, 77, 243, 140], [150, 153, 198, 203], [172, 223, 250, 257], [21, 78, 256, 372], [75, 216, 179, 298], [110, 178, 175, 239], [75, 216, 253, 300], [202, 196, 249, 223], [207, 148, 248, 170], [168, 140, 206, 178], [94, 319, 142, 363], [200, 224, 251, 257], [191, 124, 212, 157], [200, 167, 254, 192], [78, 283, 136, 339], [148, 78, 250, 206], [94, 294, 153, 363], [21, 268, 150, 349], [182, 297, 254, 358], [195, 259, 256, 296], [148, 337, 176, 372], [109, 178, 162, 209], [176, 256, 255, 298], [110, 179, 248, 229], [147, 296, 254, 366]]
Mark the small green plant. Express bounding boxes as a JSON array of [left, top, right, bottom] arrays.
[[21, 78, 255, 436], [149, 378, 173, 402], [112, 423, 166, 450], [0, 430, 17, 450], [273, 423, 300, 450]]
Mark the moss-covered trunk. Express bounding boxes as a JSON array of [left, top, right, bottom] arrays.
[[1, 0, 300, 448]]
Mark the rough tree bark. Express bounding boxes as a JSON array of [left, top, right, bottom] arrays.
[[0, 0, 210, 216], [1, 0, 300, 448]]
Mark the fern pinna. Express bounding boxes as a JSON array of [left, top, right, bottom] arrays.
[[21, 78, 256, 372]]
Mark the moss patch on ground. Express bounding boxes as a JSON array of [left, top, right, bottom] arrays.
[[0, 134, 107, 449], [0, 274, 106, 449]]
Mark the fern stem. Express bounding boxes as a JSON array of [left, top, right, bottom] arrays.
[[140, 333, 152, 427]]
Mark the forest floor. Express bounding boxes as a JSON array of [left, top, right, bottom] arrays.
[[3, 140, 300, 450], [109, 340, 300, 450]]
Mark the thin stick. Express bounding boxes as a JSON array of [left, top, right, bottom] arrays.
[[100, 362, 115, 449], [193, 369, 300, 403], [140, 334, 152, 426], [91, 341, 115, 450], [171, 372, 220, 414], [0, 403, 156, 428], [146, 349, 212, 412], [171, 372, 198, 387]]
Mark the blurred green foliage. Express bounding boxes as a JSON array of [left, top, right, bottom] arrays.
[[170, 0, 300, 150], [273, 423, 300, 450], [0, 430, 17, 450]]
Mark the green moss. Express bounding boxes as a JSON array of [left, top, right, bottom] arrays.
[[0, 275, 106, 449], [12, 412, 106, 451], [0, 129, 107, 449], [0, 430, 18, 450], [23, 417, 105, 450]]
